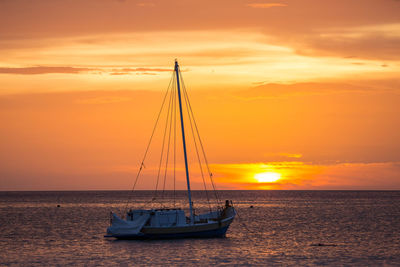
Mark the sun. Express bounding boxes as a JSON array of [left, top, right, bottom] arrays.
[[254, 172, 281, 183]]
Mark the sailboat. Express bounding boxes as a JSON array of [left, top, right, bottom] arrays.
[[105, 60, 236, 239]]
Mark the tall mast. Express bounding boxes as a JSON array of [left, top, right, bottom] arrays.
[[175, 60, 194, 224]]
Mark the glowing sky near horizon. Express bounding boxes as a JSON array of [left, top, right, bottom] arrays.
[[0, 0, 399, 190]]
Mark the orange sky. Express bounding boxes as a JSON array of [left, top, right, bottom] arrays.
[[0, 0, 399, 190]]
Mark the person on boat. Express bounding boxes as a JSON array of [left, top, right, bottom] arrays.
[[221, 200, 233, 219]]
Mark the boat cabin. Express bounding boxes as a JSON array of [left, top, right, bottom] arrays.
[[127, 209, 186, 227]]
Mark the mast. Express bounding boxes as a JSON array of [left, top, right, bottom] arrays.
[[175, 60, 194, 224]]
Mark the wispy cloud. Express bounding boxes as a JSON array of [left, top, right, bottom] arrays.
[[262, 152, 303, 160], [136, 2, 155, 7], [279, 153, 302, 158], [246, 3, 287, 8], [109, 67, 172, 75], [109, 72, 130, 75], [0, 66, 96, 75], [75, 96, 132, 104], [236, 82, 396, 100], [114, 67, 172, 73], [0, 66, 173, 76], [293, 23, 400, 60]]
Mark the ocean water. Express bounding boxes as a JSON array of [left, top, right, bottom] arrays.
[[0, 190, 399, 266]]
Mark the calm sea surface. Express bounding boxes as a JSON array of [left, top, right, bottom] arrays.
[[0, 191, 399, 266]]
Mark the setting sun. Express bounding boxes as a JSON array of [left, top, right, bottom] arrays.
[[254, 172, 281, 183]]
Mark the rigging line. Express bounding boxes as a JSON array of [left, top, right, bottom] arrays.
[[179, 71, 222, 207], [232, 203, 257, 234], [154, 71, 175, 204], [124, 70, 174, 213], [179, 71, 212, 212], [180, 90, 220, 208], [161, 72, 175, 200], [236, 209, 256, 234]]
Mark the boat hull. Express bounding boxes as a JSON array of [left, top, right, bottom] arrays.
[[108, 216, 234, 240]]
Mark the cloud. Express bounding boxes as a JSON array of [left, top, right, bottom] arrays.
[[115, 67, 172, 72], [273, 23, 400, 61], [109, 72, 130, 75], [236, 82, 384, 100], [136, 2, 155, 7], [75, 96, 132, 104], [262, 152, 303, 160], [1, 27, 398, 85], [0, 66, 96, 75], [0, 66, 173, 76], [247, 3, 287, 8], [296, 31, 400, 61], [107, 67, 176, 75], [279, 153, 302, 158]]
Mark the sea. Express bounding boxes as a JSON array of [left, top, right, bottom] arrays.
[[0, 190, 399, 266]]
